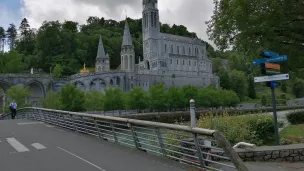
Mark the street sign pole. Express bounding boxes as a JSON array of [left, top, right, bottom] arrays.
[[271, 83, 280, 145]]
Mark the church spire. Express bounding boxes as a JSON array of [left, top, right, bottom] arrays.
[[122, 19, 133, 46], [96, 35, 108, 59]]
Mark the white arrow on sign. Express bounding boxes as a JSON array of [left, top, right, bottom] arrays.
[[254, 74, 289, 83]]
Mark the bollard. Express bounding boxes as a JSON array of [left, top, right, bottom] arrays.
[[190, 99, 196, 128]]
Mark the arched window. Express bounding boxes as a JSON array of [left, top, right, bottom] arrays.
[[170, 59, 172, 64], [151, 12, 154, 28], [189, 47, 191, 56], [183, 47, 185, 54], [165, 44, 167, 53], [177, 46, 180, 54], [124, 55, 128, 69], [130, 55, 133, 69], [171, 45, 173, 53]]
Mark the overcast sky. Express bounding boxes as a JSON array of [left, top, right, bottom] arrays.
[[1, 0, 215, 48]]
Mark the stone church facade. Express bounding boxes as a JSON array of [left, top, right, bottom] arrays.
[[70, 0, 219, 93]]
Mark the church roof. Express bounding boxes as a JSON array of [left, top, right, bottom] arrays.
[[160, 33, 205, 45], [122, 20, 133, 46], [96, 35, 109, 59]]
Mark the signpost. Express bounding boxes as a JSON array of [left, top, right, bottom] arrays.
[[253, 50, 289, 145]]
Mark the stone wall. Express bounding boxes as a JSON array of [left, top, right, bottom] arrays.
[[235, 144, 304, 162]]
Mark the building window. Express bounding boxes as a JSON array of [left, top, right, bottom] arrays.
[[189, 47, 191, 56], [195, 61, 197, 66], [165, 44, 167, 53], [170, 59, 172, 64], [189, 60, 191, 65], [153, 13, 157, 27], [151, 12, 154, 28], [177, 46, 179, 54], [171, 45, 173, 53], [183, 60, 185, 65], [183, 47, 185, 54], [177, 60, 179, 65]]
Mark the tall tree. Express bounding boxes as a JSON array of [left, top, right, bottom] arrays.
[[0, 26, 5, 52], [6, 24, 17, 50], [229, 70, 247, 101], [19, 18, 30, 38], [207, 0, 304, 71], [248, 75, 256, 99]]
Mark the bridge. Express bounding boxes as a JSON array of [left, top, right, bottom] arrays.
[[1, 107, 249, 171]]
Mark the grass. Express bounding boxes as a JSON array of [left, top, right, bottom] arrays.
[[280, 124, 304, 145]]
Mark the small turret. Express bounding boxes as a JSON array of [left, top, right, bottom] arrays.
[[121, 19, 135, 72], [95, 35, 110, 73]]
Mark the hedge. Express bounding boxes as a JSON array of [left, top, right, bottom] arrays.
[[287, 111, 304, 125]]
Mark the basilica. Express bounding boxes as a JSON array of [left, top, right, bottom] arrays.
[[69, 0, 219, 93]]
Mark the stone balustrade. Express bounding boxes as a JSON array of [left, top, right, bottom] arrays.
[[235, 144, 304, 162]]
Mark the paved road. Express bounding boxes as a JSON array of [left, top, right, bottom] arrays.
[[0, 119, 194, 171]]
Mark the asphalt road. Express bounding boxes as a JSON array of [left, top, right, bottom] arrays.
[[0, 119, 194, 171]]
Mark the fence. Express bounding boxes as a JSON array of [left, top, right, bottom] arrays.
[[2, 107, 248, 171]]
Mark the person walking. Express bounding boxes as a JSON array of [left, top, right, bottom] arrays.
[[9, 101, 17, 119]]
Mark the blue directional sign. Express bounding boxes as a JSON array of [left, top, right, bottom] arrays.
[[253, 56, 288, 65], [271, 81, 279, 88], [262, 50, 279, 58]]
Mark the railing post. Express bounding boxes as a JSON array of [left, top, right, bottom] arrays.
[[193, 133, 205, 168], [81, 116, 88, 134], [94, 118, 101, 139], [129, 123, 139, 149], [110, 122, 118, 143], [72, 115, 77, 132], [190, 99, 196, 128], [155, 128, 166, 156]]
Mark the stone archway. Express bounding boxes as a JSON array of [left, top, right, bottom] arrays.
[[0, 81, 12, 108], [74, 81, 86, 91], [90, 78, 106, 93], [26, 81, 45, 107]]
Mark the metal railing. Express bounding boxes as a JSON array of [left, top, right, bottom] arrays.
[[3, 107, 248, 171]]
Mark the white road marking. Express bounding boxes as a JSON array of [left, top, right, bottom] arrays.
[[57, 147, 106, 171], [45, 124, 55, 128], [31, 143, 46, 150], [6, 138, 30, 152], [17, 122, 44, 125]]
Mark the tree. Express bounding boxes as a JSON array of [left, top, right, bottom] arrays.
[[52, 64, 63, 78], [41, 91, 62, 109], [148, 84, 167, 111], [293, 78, 304, 98], [19, 18, 30, 37], [182, 85, 199, 107], [207, 0, 304, 71], [7, 85, 30, 107], [261, 95, 268, 106], [212, 57, 222, 73], [218, 68, 230, 89], [281, 81, 287, 93], [229, 70, 247, 101], [6, 24, 17, 50], [126, 87, 148, 111], [166, 86, 185, 110], [60, 83, 85, 112], [248, 75, 256, 99], [1, 51, 26, 73], [0, 27, 5, 51], [104, 88, 124, 111], [84, 90, 104, 111]]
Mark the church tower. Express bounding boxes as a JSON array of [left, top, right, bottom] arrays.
[[121, 19, 135, 72], [142, 0, 160, 70], [95, 35, 110, 73]]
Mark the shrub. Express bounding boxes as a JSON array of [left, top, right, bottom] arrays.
[[197, 112, 275, 146], [293, 78, 304, 98], [261, 95, 267, 106], [287, 111, 304, 124]]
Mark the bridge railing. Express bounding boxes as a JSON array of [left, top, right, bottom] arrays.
[[12, 107, 248, 171]]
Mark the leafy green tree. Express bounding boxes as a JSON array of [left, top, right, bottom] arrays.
[[1, 51, 26, 73], [126, 87, 148, 111], [104, 88, 124, 111], [281, 81, 287, 93], [7, 85, 30, 107], [218, 68, 230, 89], [293, 78, 304, 98], [41, 91, 62, 109], [182, 85, 198, 107], [6, 24, 17, 50], [148, 84, 167, 111], [248, 75, 256, 99], [261, 95, 268, 106], [212, 57, 222, 73], [60, 83, 85, 112], [19, 18, 30, 37], [52, 64, 63, 78], [229, 70, 247, 101], [84, 90, 104, 111], [166, 86, 185, 110]]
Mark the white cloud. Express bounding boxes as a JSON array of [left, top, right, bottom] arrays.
[[21, 0, 215, 44]]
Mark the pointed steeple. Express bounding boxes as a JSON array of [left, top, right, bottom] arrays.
[[96, 35, 108, 59], [122, 19, 133, 46]]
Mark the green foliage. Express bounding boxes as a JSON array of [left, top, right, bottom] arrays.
[[196, 88, 240, 107], [207, 0, 304, 71], [292, 78, 304, 98], [197, 113, 275, 145], [84, 90, 104, 111], [166, 86, 185, 109], [218, 68, 230, 89], [280, 124, 304, 145], [287, 111, 304, 125], [6, 24, 17, 50], [247, 75, 256, 99], [229, 70, 247, 101], [212, 57, 222, 73], [104, 88, 124, 111], [182, 85, 199, 107], [149, 84, 167, 111], [52, 64, 63, 78], [6, 85, 30, 107], [60, 83, 85, 112], [261, 95, 268, 106], [41, 91, 62, 109], [0, 51, 26, 73], [281, 81, 287, 93], [125, 87, 148, 110]]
